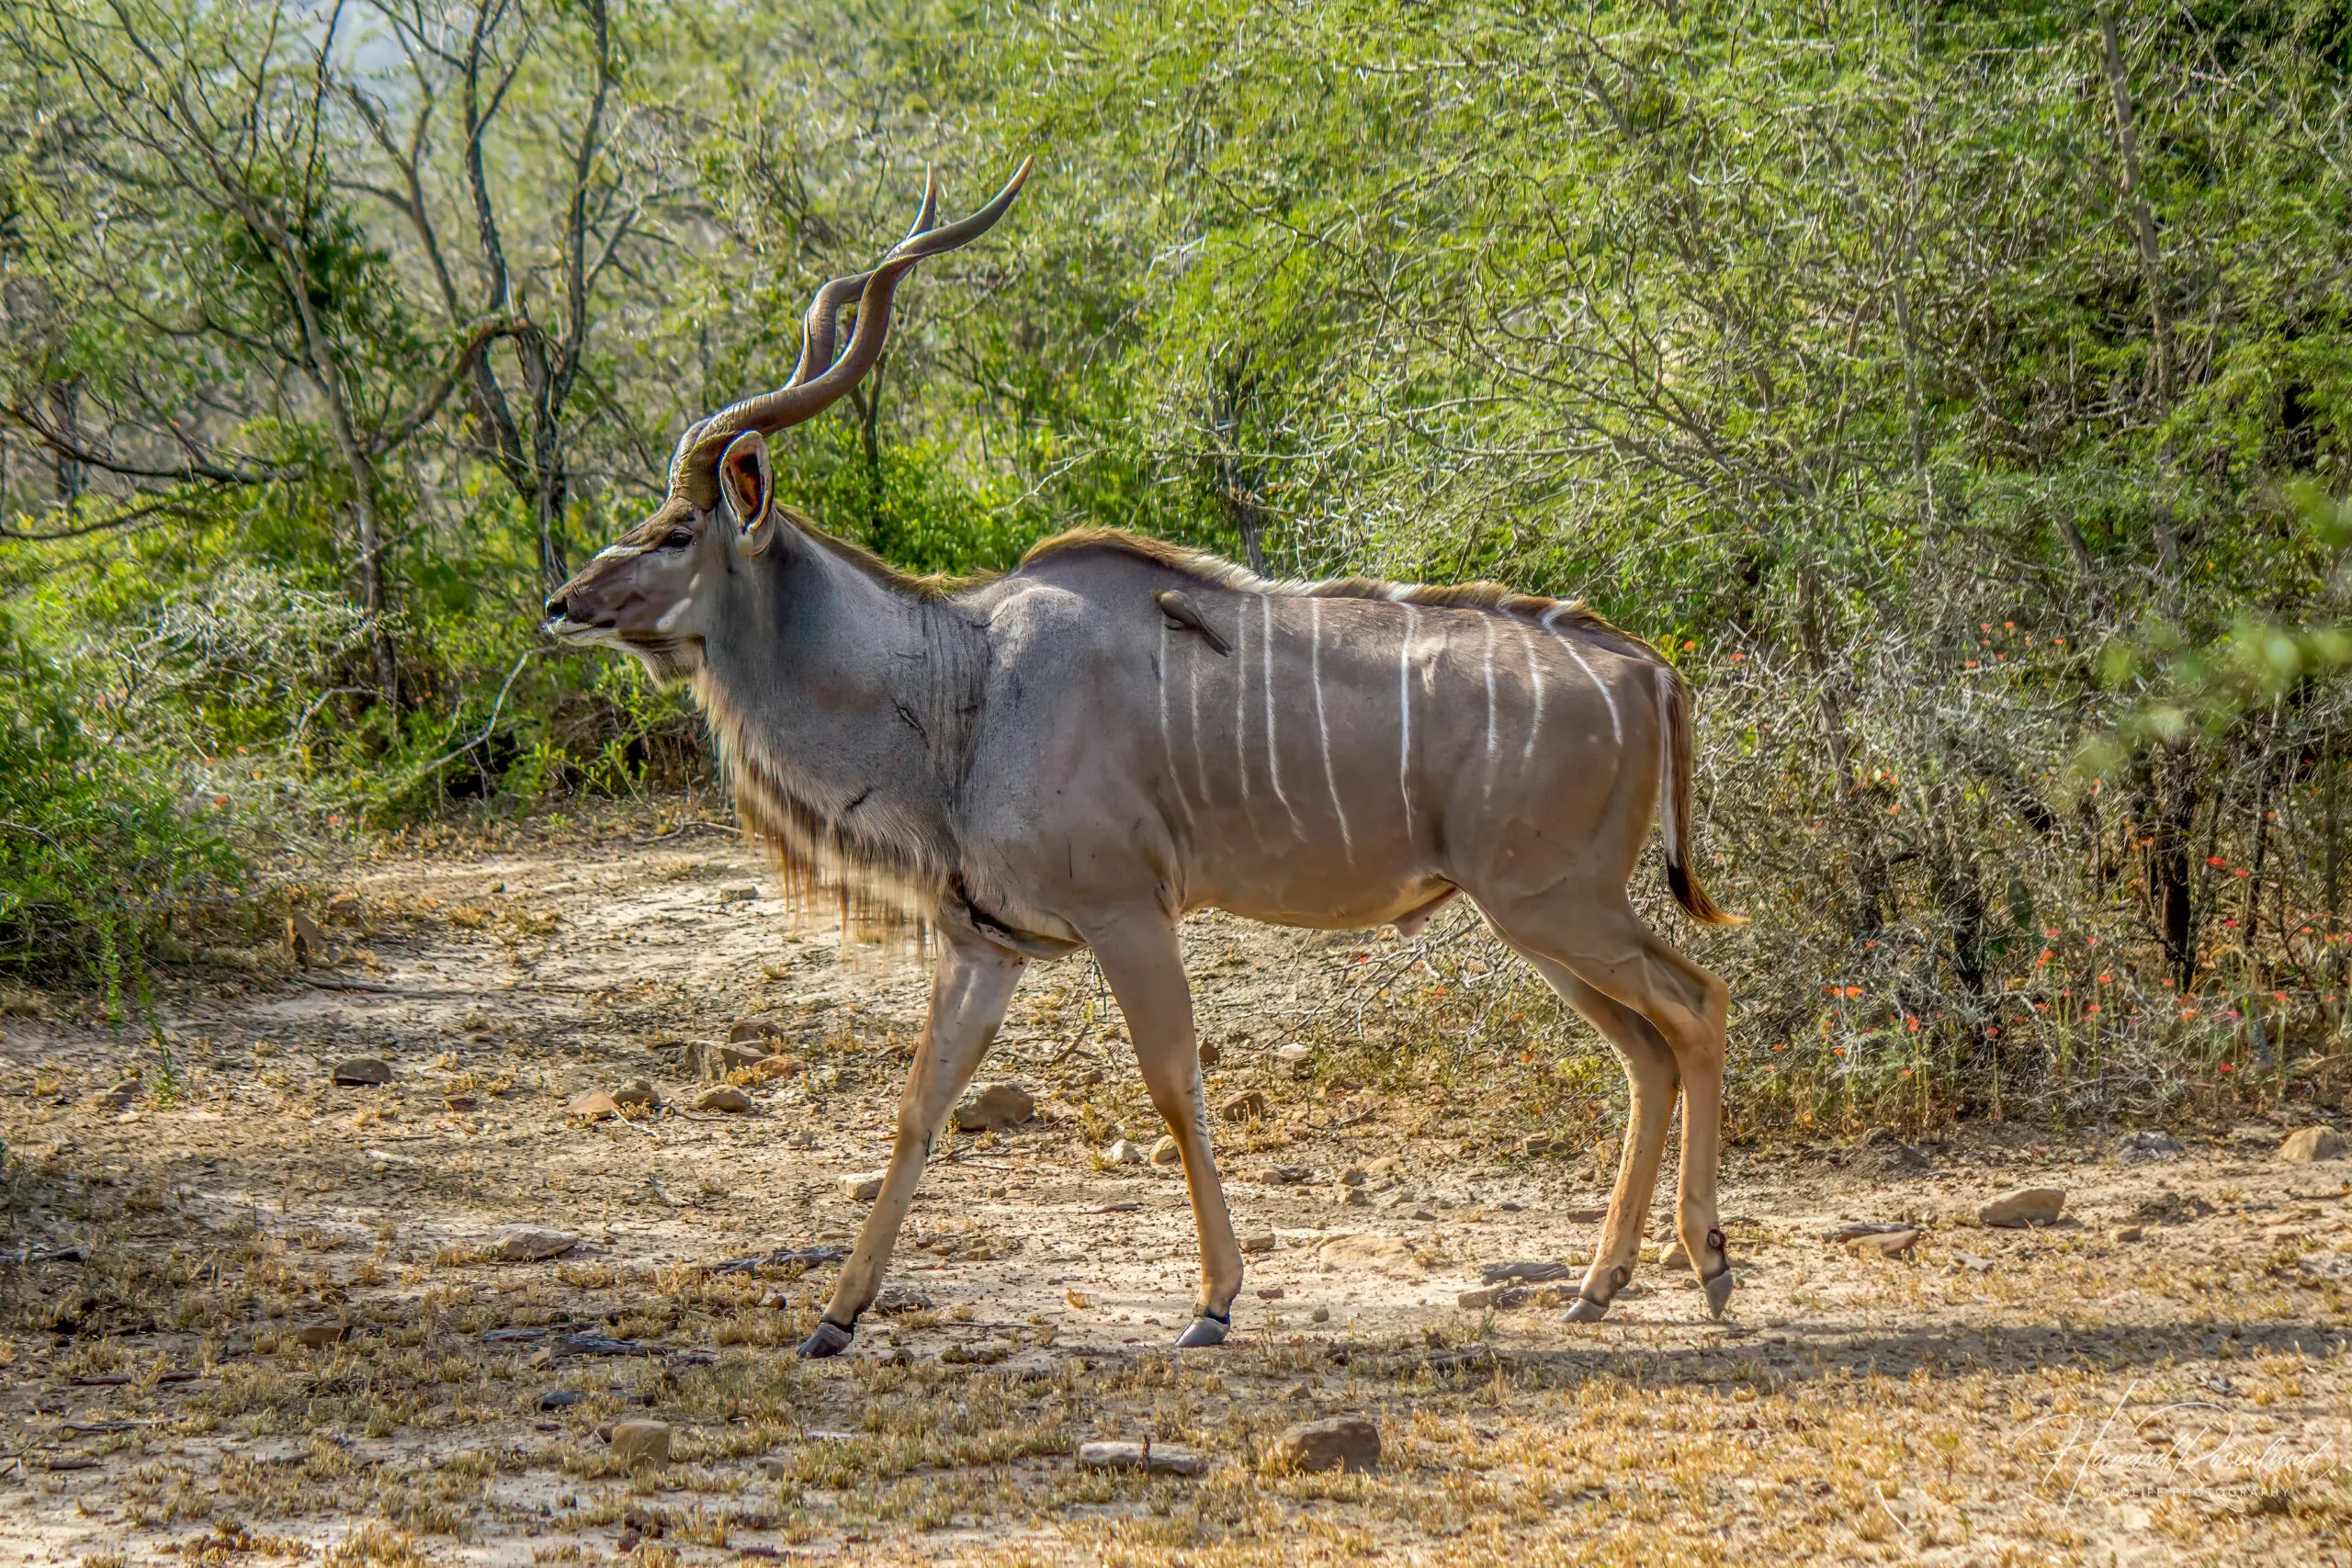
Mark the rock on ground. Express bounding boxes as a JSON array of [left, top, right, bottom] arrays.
[[838, 1171, 886, 1201], [566, 1090, 620, 1122], [611, 1080, 661, 1110], [286, 909, 328, 964], [2280, 1126, 2347, 1163], [1150, 1134, 1182, 1166], [953, 1081, 1035, 1132], [605, 1419, 671, 1464], [331, 1058, 390, 1087], [1077, 1440, 1207, 1476], [1980, 1187, 2066, 1227], [1276, 1415, 1380, 1473], [493, 1226, 580, 1262], [1220, 1089, 1268, 1122], [695, 1086, 752, 1113], [1103, 1138, 1146, 1165], [2118, 1129, 2186, 1161], [1848, 1228, 1920, 1258]]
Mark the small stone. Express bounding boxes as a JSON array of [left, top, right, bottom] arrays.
[[953, 1081, 1035, 1132], [2280, 1126, 2347, 1163], [611, 1080, 662, 1111], [1849, 1228, 1919, 1258], [294, 1323, 347, 1348], [2118, 1130, 2185, 1161], [537, 1389, 587, 1411], [1309, 1306, 1329, 1323], [1076, 1439, 1208, 1476], [1104, 1138, 1146, 1166], [1334, 1186, 1371, 1208], [728, 1019, 786, 1046], [1275, 1415, 1380, 1473], [1479, 1260, 1576, 1285], [332, 1057, 391, 1087], [698, 1043, 771, 1080], [286, 909, 327, 965], [1456, 1286, 1528, 1310], [606, 1419, 672, 1464], [1274, 1043, 1313, 1075], [1340, 1166, 1368, 1187], [444, 1094, 480, 1113], [1951, 1249, 1994, 1273], [1197, 1041, 1222, 1067], [1979, 1187, 2066, 1227], [567, 1090, 620, 1122], [1150, 1135, 1182, 1167], [1263, 1165, 1310, 1185], [1660, 1240, 1690, 1270], [695, 1086, 752, 1113], [493, 1226, 580, 1262], [2115, 1225, 2146, 1243], [1258, 1286, 1285, 1300], [1220, 1089, 1269, 1122], [462, 1010, 493, 1034], [1240, 1233, 1277, 1256], [718, 886, 759, 904], [838, 1171, 887, 1201]]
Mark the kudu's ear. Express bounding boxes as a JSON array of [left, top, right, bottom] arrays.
[[718, 431, 775, 553]]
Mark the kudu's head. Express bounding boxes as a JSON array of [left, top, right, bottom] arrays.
[[544, 161, 1030, 680]]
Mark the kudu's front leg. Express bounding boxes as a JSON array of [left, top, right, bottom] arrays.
[[800, 928, 1024, 1359], [1082, 909, 1243, 1348]]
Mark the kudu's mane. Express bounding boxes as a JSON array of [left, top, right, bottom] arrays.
[[802, 521, 1669, 663]]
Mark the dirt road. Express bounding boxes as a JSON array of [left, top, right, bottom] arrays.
[[2, 810, 2347, 1564]]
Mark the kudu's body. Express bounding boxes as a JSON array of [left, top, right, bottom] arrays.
[[548, 166, 1739, 1357]]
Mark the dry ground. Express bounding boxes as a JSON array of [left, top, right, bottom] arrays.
[[3, 806, 2350, 1566]]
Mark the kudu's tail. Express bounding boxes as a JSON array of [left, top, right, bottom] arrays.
[[1656, 666, 1743, 926]]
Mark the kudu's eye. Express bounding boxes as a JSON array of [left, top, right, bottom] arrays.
[[661, 527, 694, 550]]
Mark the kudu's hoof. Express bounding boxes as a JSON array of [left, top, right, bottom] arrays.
[[1703, 1268, 1736, 1321], [797, 1318, 855, 1359], [1173, 1314, 1229, 1348], [1564, 1293, 1611, 1324]]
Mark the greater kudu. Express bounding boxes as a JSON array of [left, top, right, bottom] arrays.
[[546, 164, 1741, 1357]]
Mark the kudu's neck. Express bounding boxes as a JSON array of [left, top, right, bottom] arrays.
[[692, 533, 983, 907]]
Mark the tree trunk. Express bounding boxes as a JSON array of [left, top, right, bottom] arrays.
[[2099, 10, 2172, 401], [268, 225, 399, 708]]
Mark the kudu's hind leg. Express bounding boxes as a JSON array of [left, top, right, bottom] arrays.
[[1522, 958, 1679, 1322], [1082, 909, 1243, 1348], [800, 929, 1025, 1359], [1487, 895, 1736, 1318]]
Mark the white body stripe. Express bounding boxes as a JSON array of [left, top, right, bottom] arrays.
[[1159, 622, 1193, 828], [1186, 638, 1213, 807], [1233, 598, 1251, 806], [1398, 605, 1419, 835], [1656, 666, 1679, 862], [1518, 623, 1545, 766], [1261, 597, 1301, 834], [1544, 605, 1623, 746], [1480, 618, 1498, 809], [1309, 600, 1353, 856]]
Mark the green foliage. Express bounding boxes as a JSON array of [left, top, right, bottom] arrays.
[[0, 606, 240, 989]]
